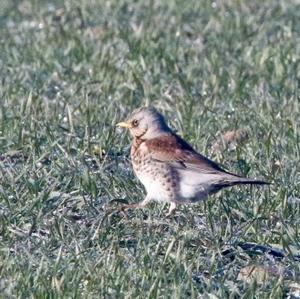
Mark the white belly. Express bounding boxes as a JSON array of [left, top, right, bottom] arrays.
[[136, 171, 170, 202]]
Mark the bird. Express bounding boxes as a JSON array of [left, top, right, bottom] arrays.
[[116, 106, 269, 216]]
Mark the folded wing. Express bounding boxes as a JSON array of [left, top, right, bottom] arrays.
[[145, 133, 228, 174]]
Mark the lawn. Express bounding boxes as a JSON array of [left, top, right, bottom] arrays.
[[0, 0, 299, 298]]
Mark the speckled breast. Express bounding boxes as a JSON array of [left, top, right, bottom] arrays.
[[131, 141, 180, 202]]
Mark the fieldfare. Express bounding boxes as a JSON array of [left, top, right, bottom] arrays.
[[117, 106, 269, 216]]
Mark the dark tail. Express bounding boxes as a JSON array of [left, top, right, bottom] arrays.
[[211, 176, 270, 195], [219, 172, 271, 187], [228, 176, 271, 186]]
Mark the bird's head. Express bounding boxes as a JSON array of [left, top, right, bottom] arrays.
[[117, 106, 171, 139]]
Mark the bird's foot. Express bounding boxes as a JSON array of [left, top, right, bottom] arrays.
[[117, 204, 136, 218], [118, 203, 142, 212], [165, 202, 177, 218], [117, 197, 151, 215], [117, 202, 150, 218]]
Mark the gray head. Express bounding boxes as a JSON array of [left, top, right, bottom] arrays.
[[117, 106, 171, 139]]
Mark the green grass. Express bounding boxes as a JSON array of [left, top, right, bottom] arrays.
[[0, 0, 300, 298]]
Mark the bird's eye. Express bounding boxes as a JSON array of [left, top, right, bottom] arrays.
[[132, 119, 139, 127]]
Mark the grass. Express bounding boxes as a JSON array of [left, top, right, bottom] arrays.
[[0, 0, 300, 297]]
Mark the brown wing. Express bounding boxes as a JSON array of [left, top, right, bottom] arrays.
[[145, 133, 228, 174]]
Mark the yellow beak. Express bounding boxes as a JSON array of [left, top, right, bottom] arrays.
[[116, 121, 132, 129]]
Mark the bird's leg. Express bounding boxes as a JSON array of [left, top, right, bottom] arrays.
[[118, 196, 151, 212], [166, 202, 177, 217]]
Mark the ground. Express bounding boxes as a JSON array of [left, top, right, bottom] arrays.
[[0, 0, 300, 298]]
